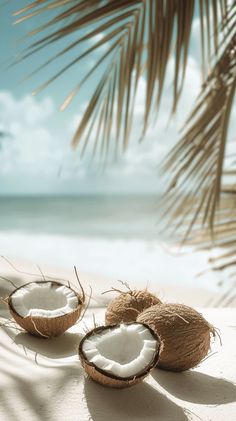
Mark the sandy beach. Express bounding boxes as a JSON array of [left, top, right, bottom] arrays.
[[0, 256, 235, 421], [0, 257, 223, 307], [0, 255, 226, 309]]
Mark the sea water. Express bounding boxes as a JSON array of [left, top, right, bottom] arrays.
[[0, 195, 219, 291]]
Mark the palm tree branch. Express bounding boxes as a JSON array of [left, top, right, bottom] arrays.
[[209, 74, 236, 228], [161, 30, 236, 238], [13, 0, 229, 155]]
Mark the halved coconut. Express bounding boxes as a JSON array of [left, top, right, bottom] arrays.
[[8, 281, 84, 337], [79, 322, 161, 388]]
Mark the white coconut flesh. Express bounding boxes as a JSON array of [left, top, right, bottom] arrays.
[[82, 324, 158, 378], [11, 282, 79, 318]]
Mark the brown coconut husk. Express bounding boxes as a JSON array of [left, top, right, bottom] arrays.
[[105, 284, 161, 325], [8, 280, 85, 338], [79, 323, 161, 388], [137, 303, 216, 372]]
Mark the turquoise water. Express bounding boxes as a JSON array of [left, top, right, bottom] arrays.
[[0, 195, 218, 290], [0, 195, 161, 239]]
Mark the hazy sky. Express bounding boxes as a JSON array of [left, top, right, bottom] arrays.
[[0, 2, 205, 195]]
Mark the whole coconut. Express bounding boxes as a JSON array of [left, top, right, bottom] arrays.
[[137, 303, 216, 371], [105, 289, 161, 325]]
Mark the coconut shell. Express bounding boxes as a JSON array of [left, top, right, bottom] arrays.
[[8, 281, 84, 338], [105, 290, 161, 325], [137, 303, 215, 372], [79, 323, 161, 388]]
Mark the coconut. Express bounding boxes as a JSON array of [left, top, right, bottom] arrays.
[[137, 303, 216, 371], [79, 322, 161, 388], [8, 280, 85, 338], [105, 289, 161, 325]]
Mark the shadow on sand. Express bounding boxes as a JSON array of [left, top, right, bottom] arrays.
[[14, 330, 82, 359], [1, 361, 82, 421], [84, 377, 189, 421], [152, 368, 236, 405]]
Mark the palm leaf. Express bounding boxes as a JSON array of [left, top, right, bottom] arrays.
[[13, 0, 228, 155], [159, 2, 236, 305], [161, 25, 236, 237]]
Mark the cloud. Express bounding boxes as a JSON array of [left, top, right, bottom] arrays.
[[0, 92, 64, 177], [0, 92, 54, 126], [0, 52, 202, 194]]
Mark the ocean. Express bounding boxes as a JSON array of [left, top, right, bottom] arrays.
[[0, 195, 219, 291], [0, 195, 161, 239]]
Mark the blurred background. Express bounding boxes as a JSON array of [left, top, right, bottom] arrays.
[[0, 1, 235, 304]]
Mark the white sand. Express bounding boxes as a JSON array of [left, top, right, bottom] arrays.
[[0, 255, 224, 309], [0, 257, 235, 420]]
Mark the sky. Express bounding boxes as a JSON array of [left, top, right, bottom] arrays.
[[0, 2, 210, 195]]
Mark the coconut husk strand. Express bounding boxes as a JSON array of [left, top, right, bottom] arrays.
[[137, 303, 216, 372], [105, 289, 161, 325], [79, 323, 161, 388], [8, 280, 85, 338]]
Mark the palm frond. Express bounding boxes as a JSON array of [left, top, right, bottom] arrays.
[[159, 19, 236, 305], [13, 0, 228, 155], [161, 28, 236, 238]]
